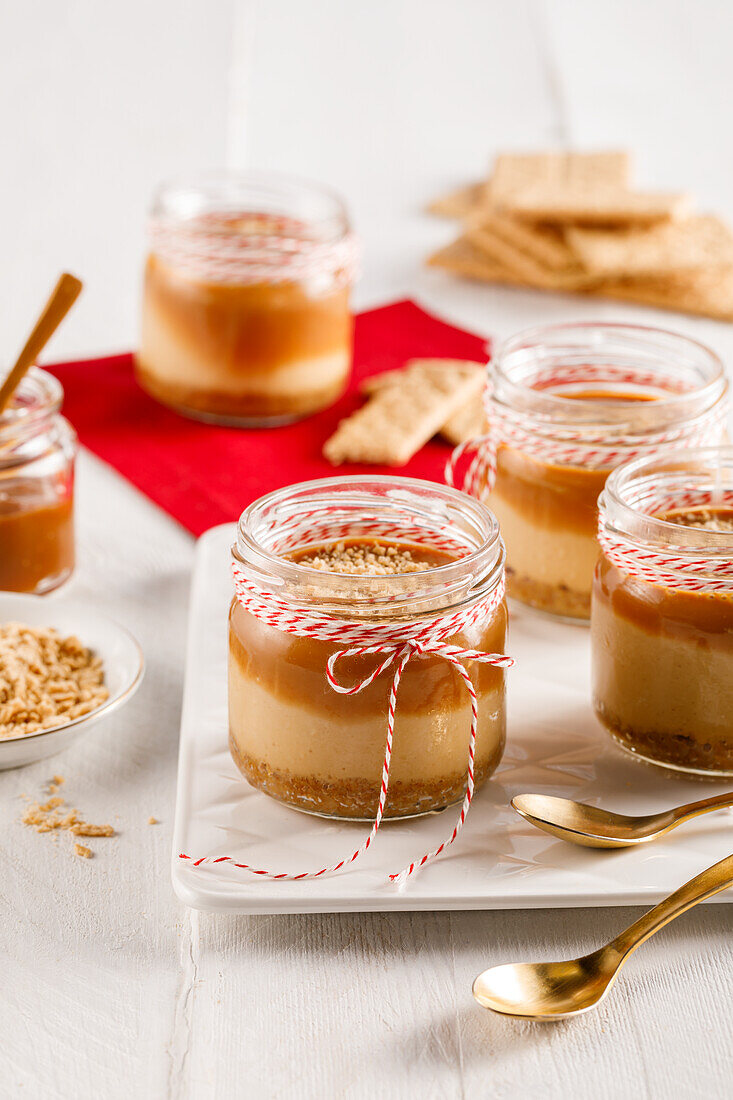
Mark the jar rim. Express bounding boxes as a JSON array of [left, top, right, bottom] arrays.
[[0, 367, 63, 438], [601, 445, 733, 554], [233, 475, 505, 617], [492, 320, 727, 432], [150, 169, 350, 243]]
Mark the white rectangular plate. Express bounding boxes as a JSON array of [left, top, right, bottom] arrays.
[[172, 525, 733, 913]]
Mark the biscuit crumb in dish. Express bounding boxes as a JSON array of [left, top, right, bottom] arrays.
[[0, 623, 108, 741]]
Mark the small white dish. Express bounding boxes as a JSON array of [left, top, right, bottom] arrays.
[[0, 592, 144, 769]]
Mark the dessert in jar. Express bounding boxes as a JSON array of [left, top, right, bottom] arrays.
[[452, 323, 728, 621], [0, 368, 76, 593], [228, 476, 509, 819], [137, 172, 357, 425], [592, 448, 733, 777]]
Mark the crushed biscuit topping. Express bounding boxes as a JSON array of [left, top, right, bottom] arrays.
[[660, 508, 733, 532], [288, 540, 451, 576], [0, 623, 108, 740]]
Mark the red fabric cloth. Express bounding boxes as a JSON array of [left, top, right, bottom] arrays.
[[51, 299, 488, 537]]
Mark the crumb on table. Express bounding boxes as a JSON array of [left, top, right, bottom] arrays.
[[74, 843, 93, 859]]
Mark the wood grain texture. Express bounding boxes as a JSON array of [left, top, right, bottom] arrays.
[[3, 2, 733, 1096]]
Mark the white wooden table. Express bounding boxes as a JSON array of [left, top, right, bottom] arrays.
[[2, 3, 733, 1097]]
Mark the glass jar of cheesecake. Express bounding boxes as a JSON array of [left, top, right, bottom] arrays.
[[137, 172, 357, 425], [593, 448, 733, 777], [229, 476, 508, 819], [0, 368, 76, 593], [476, 322, 728, 621]]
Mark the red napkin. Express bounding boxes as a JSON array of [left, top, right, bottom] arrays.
[[51, 299, 489, 537]]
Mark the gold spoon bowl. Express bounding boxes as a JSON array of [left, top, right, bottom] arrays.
[[511, 791, 733, 849], [474, 852, 733, 1020]]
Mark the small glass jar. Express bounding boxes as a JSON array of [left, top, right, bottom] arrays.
[[484, 322, 728, 621], [137, 171, 357, 426], [592, 447, 733, 777], [228, 476, 508, 819], [0, 368, 76, 593]]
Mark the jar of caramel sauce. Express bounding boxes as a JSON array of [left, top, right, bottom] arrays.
[[0, 368, 76, 593], [229, 477, 508, 819], [482, 323, 728, 620], [137, 173, 357, 426]]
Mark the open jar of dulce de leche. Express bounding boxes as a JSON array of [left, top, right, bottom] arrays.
[[454, 323, 729, 621], [593, 448, 733, 778], [0, 368, 76, 594], [137, 172, 358, 426], [228, 477, 509, 820]]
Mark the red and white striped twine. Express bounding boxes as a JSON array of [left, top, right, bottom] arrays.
[[446, 362, 728, 501], [149, 212, 359, 287], [599, 485, 733, 594], [179, 523, 512, 885]]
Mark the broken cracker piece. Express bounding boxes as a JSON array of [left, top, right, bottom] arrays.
[[324, 363, 484, 466], [74, 843, 93, 859], [71, 822, 115, 837], [439, 400, 487, 446]]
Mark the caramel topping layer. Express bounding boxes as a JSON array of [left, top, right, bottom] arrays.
[[144, 254, 352, 375], [285, 539, 456, 575], [229, 596, 507, 716], [493, 447, 607, 534], [594, 552, 733, 647], [492, 391, 658, 533]]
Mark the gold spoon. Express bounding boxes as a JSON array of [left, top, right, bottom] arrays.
[[511, 791, 733, 849], [474, 851, 733, 1020], [0, 272, 83, 413]]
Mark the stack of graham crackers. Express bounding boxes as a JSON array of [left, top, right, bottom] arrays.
[[427, 151, 733, 321]]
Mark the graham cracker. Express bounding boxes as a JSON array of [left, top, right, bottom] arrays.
[[489, 151, 629, 202], [567, 214, 733, 276], [439, 399, 486, 445], [427, 237, 533, 287], [464, 218, 597, 290], [428, 182, 487, 219], [360, 359, 484, 396], [323, 360, 485, 466], [595, 267, 733, 322], [466, 209, 577, 271], [504, 185, 692, 227]]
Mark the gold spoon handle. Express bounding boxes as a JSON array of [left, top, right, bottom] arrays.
[[0, 272, 83, 413], [610, 852, 733, 959], [672, 791, 733, 824]]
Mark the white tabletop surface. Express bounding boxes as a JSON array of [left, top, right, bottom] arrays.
[[2, 2, 733, 1097]]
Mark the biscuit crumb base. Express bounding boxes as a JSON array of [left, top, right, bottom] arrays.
[[74, 843, 93, 859]]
